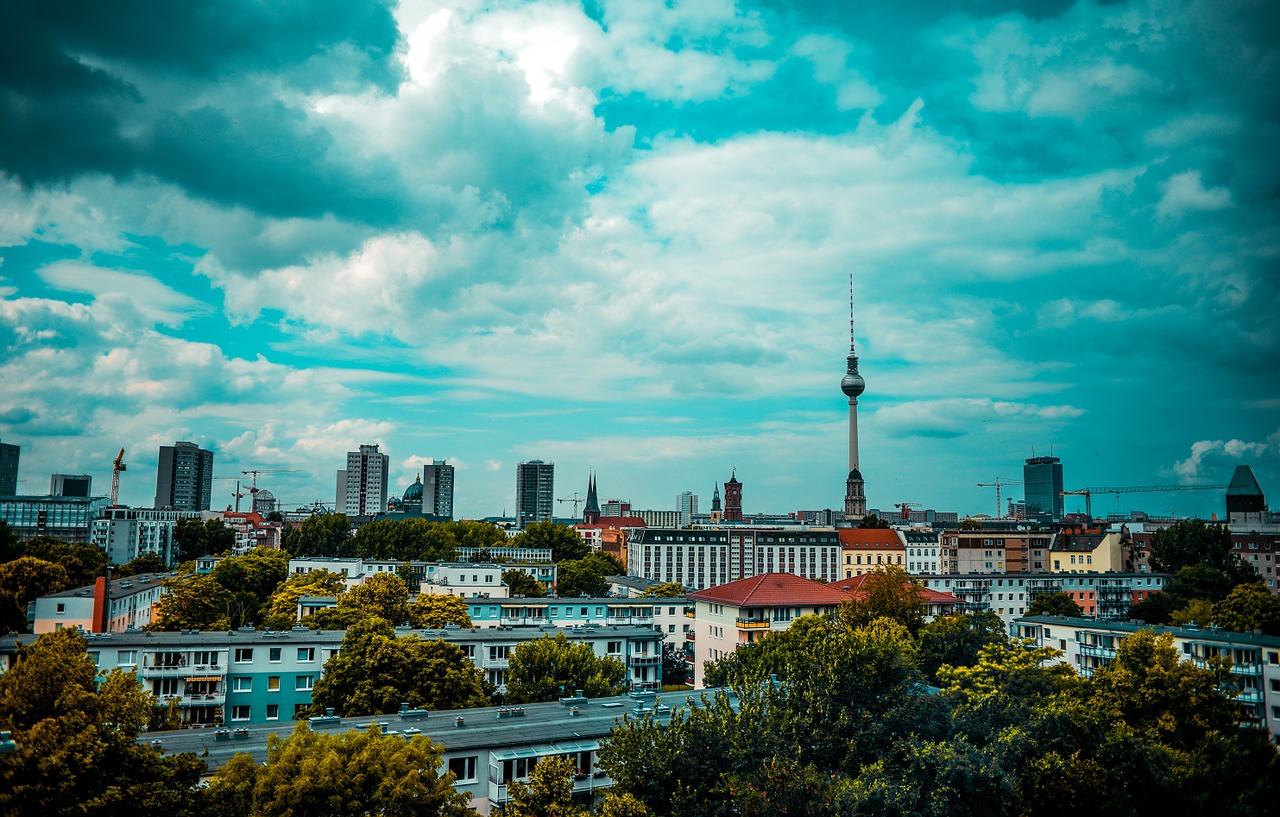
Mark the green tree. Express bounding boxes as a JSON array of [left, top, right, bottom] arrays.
[[836, 565, 926, 634], [0, 519, 20, 562], [1026, 591, 1084, 618], [859, 514, 891, 529], [960, 518, 983, 530], [518, 521, 588, 562], [0, 629, 205, 816], [451, 520, 509, 551], [407, 593, 473, 629], [503, 568, 548, 597], [1148, 520, 1252, 580], [1170, 598, 1217, 627], [662, 641, 689, 686], [173, 518, 236, 563], [149, 574, 233, 631], [851, 737, 1004, 817], [1212, 582, 1280, 635], [310, 618, 490, 716], [349, 518, 459, 561], [641, 582, 686, 598], [505, 631, 627, 703], [260, 569, 347, 630], [307, 571, 410, 629], [916, 611, 1008, 685], [939, 640, 1077, 706], [21, 537, 107, 588], [0, 556, 71, 632], [281, 513, 351, 557], [556, 552, 625, 598], [206, 721, 472, 817], [112, 552, 170, 577], [502, 753, 583, 817]]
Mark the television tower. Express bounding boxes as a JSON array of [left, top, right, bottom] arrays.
[[841, 275, 867, 521]]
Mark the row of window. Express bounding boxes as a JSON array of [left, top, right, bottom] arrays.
[[234, 647, 318, 663]]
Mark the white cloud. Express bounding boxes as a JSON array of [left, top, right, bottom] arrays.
[[1172, 434, 1276, 481], [1156, 170, 1233, 220]]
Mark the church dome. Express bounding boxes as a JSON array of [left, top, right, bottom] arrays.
[[403, 476, 424, 502]]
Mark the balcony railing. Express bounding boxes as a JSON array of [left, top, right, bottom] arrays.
[[735, 618, 770, 629], [628, 654, 661, 666]]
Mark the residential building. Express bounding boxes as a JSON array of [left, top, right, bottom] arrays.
[[30, 572, 170, 634], [1011, 615, 1280, 742], [50, 473, 92, 497], [423, 459, 456, 518], [464, 596, 689, 642], [677, 492, 697, 527], [456, 546, 553, 563], [918, 572, 1167, 624], [421, 564, 510, 598], [155, 441, 215, 511], [626, 527, 842, 591], [1023, 455, 1064, 524], [939, 529, 1052, 574], [837, 528, 905, 577], [337, 444, 389, 517], [635, 509, 682, 528], [211, 510, 284, 554], [0, 438, 18, 496], [0, 494, 110, 543], [515, 460, 554, 528], [287, 558, 557, 595], [1048, 530, 1125, 573], [92, 506, 201, 564], [902, 529, 943, 574]]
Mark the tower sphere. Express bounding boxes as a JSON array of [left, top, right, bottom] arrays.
[[841, 369, 865, 398]]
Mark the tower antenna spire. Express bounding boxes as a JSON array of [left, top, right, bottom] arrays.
[[849, 272, 856, 352]]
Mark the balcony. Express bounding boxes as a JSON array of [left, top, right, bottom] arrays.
[[485, 659, 510, 670], [606, 616, 652, 626], [735, 618, 771, 630], [684, 610, 695, 619], [628, 654, 661, 666]]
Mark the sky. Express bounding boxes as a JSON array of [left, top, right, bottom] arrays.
[[1, 0, 1277, 522]]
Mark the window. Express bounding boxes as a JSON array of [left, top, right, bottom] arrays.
[[234, 648, 254, 663], [266, 704, 279, 720], [234, 677, 252, 692], [448, 756, 478, 782], [231, 705, 250, 721], [87, 651, 100, 666], [297, 647, 315, 662], [607, 641, 622, 655], [269, 647, 282, 662], [268, 676, 280, 692], [118, 650, 137, 666], [296, 675, 315, 691], [55, 602, 65, 614]]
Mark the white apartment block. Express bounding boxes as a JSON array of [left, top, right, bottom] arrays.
[[93, 507, 202, 565], [627, 527, 841, 591]]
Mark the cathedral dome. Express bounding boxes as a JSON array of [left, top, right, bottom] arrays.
[[403, 476, 424, 502]]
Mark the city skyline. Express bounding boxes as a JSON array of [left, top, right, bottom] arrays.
[[1, 1, 1277, 519]]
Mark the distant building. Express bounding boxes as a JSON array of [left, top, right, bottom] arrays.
[[423, 459, 455, 518], [583, 473, 600, 524], [1226, 465, 1267, 525], [635, 509, 681, 528], [1023, 455, 1064, 524], [515, 460, 554, 528], [677, 492, 697, 527], [251, 489, 277, 515], [627, 527, 841, 591], [93, 506, 200, 564], [837, 528, 905, 578], [709, 485, 722, 524], [0, 438, 18, 496], [0, 495, 110, 543], [723, 472, 743, 522], [919, 571, 1165, 623], [155, 441, 215, 511], [30, 572, 170, 633], [337, 444, 389, 517], [50, 473, 92, 498]]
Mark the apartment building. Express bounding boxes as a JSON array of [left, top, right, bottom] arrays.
[[939, 529, 1053, 574], [627, 527, 841, 591], [918, 572, 1168, 624], [29, 572, 171, 633], [837, 528, 905, 578], [902, 529, 943, 575]]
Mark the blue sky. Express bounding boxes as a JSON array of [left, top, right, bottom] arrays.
[[1, 0, 1277, 520]]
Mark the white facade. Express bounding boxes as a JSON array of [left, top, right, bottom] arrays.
[[337, 444, 389, 517], [92, 506, 201, 565], [421, 564, 510, 599], [627, 528, 841, 591]]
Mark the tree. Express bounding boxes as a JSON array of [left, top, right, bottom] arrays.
[[206, 721, 472, 817], [504, 568, 547, 597], [20, 538, 107, 588], [556, 552, 625, 598], [1148, 520, 1252, 580], [407, 593, 473, 629], [1170, 598, 1217, 628], [0, 519, 20, 562], [0, 629, 205, 816], [836, 566, 926, 634], [505, 631, 627, 703], [518, 521, 588, 562], [0, 556, 71, 632], [641, 582, 686, 598], [260, 569, 347, 630], [349, 518, 459, 561], [113, 552, 170, 577], [1026, 592, 1083, 618], [173, 518, 236, 563], [281, 513, 351, 557], [307, 571, 410, 629], [939, 641, 1078, 708], [502, 753, 583, 817], [662, 641, 689, 686], [1212, 582, 1280, 635], [149, 574, 233, 631], [916, 611, 1007, 685], [859, 514, 891, 529], [960, 518, 983, 530], [309, 618, 490, 716]]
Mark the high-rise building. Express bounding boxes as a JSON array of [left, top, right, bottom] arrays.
[[1226, 465, 1267, 524], [677, 491, 697, 527], [724, 471, 743, 522], [423, 459, 455, 518], [154, 441, 215, 511], [841, 277, 867, 521], [337, 444, 389, 517], [0, 438, 19, 496], [50, 474, 92, 497], [515, 460, 554, 528], [1023, 456, 1064, 524]]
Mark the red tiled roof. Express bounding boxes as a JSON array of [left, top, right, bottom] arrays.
[[837, 529, 904, 549], [687, 573, 855, 607]]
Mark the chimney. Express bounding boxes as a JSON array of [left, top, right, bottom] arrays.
[[92, 576, 108, 634]]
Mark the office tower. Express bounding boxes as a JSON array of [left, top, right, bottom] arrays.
[[423, 459, 455, 518], [724, 471, 743, 522], [154, 441, 215, 511], [338, 444, 389, 517], [841, 276, 867, 521], [515, 460, 554, 528], [51, 474, 92, 497], [677, 491, 698, 527], [1023, 455, 1064, 524], [0, 439, 19, 496]]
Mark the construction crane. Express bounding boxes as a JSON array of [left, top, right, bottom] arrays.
[[110, 448, 126, 507], [557, 493, 585, 519], [1060, 484, 1229, 519], [894, 502, 921, 521], [976, 478, 1023, 519], [242, 469, 302, 506], [213, 475, 248, 512]]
